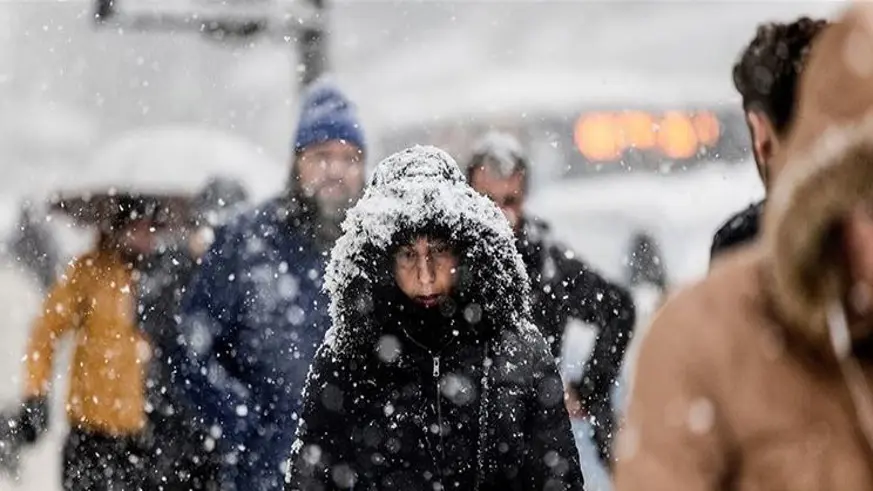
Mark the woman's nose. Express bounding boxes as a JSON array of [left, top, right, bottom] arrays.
[[416, 255, 435, 285]]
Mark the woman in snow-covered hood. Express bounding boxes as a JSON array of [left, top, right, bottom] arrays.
[[285, 146, 584, 491]]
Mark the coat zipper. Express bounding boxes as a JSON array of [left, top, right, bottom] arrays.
[[402, 329, 491, 490], [433, 355, 445, 460], [474, 342, 491, 491], [402, 329, 454, 485]]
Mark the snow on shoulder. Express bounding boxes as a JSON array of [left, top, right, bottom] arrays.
[[324, 145, 531, 351]]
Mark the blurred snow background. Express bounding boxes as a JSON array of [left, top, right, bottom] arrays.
[[0, 1, 843, 489]]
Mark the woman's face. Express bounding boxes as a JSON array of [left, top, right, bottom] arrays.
[[393, 236, 459, 308]]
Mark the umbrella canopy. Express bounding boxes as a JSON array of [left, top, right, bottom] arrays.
[[51, 125, 284, 225], [50, 192, 193, 229]]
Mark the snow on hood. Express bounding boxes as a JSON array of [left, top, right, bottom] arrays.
[[324, 145, 531, 351]]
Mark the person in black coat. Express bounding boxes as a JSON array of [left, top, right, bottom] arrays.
[[285, 146, 584, 491], [515, 218, 634, 467], [466, 132, 635, 468], [712, 18, 827, 261]]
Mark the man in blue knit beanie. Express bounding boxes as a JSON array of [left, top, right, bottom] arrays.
[[174, 78, 366, 490], [292, 78, 367, 246]]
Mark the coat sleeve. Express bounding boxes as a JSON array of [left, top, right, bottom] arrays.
[[560, 250, 636, 409], [285, 343, 356, 491], [614, 297, 731, 491], [174, 225, 255, 453], [23, 261, 83, 398], [523, 332, 586, 491]]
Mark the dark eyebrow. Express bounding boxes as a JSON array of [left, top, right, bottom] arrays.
[[429, 239, 453, 251]]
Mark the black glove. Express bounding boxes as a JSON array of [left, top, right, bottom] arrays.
[[0, 410, 22, 478], [16, 396, 49, 444]]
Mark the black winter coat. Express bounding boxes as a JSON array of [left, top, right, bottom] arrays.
[[285, 146, 584, 491], [137, 248, 220, 490], [710, 200, 763, 261], [517, 218, 635, 467]]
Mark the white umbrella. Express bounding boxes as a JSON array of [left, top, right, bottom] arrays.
[[68, 124, 283, 199], [52, 125, 285, 225]]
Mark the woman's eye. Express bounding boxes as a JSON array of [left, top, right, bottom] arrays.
[[397, 250, 414, 261]]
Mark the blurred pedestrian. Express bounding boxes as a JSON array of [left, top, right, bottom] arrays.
[[138, 177, 248, 491], [174, 79, 367, 490], [625, 232, 667, 294], [466, 132, 635, 469], [9, 196, 171, 491], [710, 16, 827, 261], [286, 146, 584, 491], [615, 6, 873, 489]]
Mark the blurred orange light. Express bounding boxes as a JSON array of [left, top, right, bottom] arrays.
[[574, 112, 623, 162], [574, 110, 721, 163], [692, 112, 721, 146], [620, 111, 657, 150], [657, 111, 699, 160]]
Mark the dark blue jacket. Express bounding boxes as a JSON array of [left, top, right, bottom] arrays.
[[176, 197, 331, 490]]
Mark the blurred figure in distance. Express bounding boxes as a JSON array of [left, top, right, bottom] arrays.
[[467, 131, 636, 470]]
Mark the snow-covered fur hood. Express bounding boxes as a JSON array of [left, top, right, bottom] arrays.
[[324, 145, 531, 351]]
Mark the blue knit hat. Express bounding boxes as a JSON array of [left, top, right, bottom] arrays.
[[293, 78, 366, 155]]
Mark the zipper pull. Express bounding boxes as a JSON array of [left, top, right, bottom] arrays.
[[433, 355, 440, 378]]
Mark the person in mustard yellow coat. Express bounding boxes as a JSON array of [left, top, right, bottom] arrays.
[[13, 196, 170, 491]]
